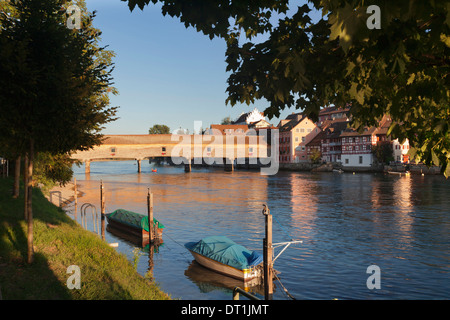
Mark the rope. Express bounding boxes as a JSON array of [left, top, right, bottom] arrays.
[[272, 214, 294, 241], [162, 229, 193, 263], [274, 273, 296, 300]]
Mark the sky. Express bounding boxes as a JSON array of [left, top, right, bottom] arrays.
[[84, 0, 302, 135]]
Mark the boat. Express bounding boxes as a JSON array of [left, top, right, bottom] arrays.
[[388, 171, 410, 176], [106, 209, 164, 243], [184, 260, 264, 294], [152, 168, 157, 172], [185, 236, 264, 282], [333, 169, 343, 173]]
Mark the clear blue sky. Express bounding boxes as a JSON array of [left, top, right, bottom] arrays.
[[85, 0, 301, 134]]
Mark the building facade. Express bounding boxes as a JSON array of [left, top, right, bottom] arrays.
[[279, 113, 320, 163]]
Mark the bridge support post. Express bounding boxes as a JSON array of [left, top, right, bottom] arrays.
[[224, 158, 234, 172], [137, 159, 141, 173], [184, 158, 191, 172], [85, 160, 90, 175]]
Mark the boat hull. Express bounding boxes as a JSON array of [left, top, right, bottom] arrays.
[[106, 216, 163, 243], [188, 250, 262, 282]]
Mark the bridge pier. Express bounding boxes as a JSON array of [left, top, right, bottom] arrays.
[[85, 160, 90, 174], [224, 158, 234, 172], [184, 158, 191, 172], [137, 159, 141, 173]]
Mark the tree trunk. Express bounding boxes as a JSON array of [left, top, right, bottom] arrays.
[[26, 140, 34, 264], [13, 156, 21, 198], [24, 154, 28, 220]]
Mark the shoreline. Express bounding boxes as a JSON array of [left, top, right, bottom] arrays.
[[46, 181, 84, 208]]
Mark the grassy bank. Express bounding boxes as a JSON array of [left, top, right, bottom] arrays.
[[0, 177, 170, 300]]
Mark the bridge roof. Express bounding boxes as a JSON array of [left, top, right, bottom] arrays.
[[102, 134, 176, 145]]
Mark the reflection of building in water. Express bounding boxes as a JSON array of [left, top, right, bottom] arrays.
[[72, 171, 270, 234], [369, 176, 414, 244], [289, 174, 318, 236], [392, 176, 414, 236]]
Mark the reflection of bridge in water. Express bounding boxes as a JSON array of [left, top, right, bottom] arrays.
[[71, 134, 275, 173]]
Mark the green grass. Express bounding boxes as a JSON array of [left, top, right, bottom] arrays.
[[0, 177, 170, 300]]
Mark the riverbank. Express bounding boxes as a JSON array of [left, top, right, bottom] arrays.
[[45, 181, 83, 207], [0, 177, 170, 300], [278, 162, 443, 174]]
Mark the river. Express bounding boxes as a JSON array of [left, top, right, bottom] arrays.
[[69, 160, 449, 300]]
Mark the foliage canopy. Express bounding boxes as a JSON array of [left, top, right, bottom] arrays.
[[149, 124, 170, 134], [123, 0, 450, 176], [0, 0, 118, 158]]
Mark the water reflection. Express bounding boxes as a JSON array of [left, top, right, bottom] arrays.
[[184, 261, 265, 297]]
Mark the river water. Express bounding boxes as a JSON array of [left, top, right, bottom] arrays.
[[69, 161, 449, 300]]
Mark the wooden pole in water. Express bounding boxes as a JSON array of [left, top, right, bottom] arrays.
[[74, 177, 77, 206], [147, 189, 154, 243], [262, 204, 273, 300], [100, 180, 105, 240]]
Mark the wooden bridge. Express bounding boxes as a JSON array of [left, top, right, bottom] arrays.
[[71, 134, 276, 173]]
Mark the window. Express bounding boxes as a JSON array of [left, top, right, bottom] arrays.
[[355, 137, 359, 142], [355, 146, 359, 151], [301, 146, 305, 151], [345, 159, 349, 164], [110, 147, 116, 153], [295, 137, 299, 142], [307, 128, 312, 132], [162, 147, 166, 152], [349, 146, 352, 151], [302, 137, 306, 142], [296, 128, 299, 132], [359, 156, 363, 164], [363, 137, 366, 142], [249, 147, 253, 153]]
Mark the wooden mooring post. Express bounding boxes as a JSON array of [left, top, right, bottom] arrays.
[[100, 180, 105, 240], [147, 189, 154, 242], [262, 204, 273, 300], [74, 178, 77, 206]]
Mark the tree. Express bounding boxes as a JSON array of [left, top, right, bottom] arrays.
[[309, 149, 322, 164], [149, 124, 170, 134], [0, 0, 118, 196], [122, 0, 450, 176], [372, 142, 394, 165], [221, 116, 232, 125], [34, 152, 79, 189], [0, 0, 117, 263]]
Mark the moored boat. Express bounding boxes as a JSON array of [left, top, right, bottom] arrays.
[[388, 171, 410, 175], [106, 209, 164, 243], [185, 236, 264, 282]]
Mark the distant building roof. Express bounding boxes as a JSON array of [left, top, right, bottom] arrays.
[[209, 124, 249, 134], [232, 107, 266, 125]]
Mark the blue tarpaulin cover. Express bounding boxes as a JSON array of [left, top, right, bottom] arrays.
[[185, 236, 263, 270]]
